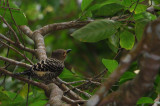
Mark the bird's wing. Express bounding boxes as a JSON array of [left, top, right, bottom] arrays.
[[31, 58, 64, 74]]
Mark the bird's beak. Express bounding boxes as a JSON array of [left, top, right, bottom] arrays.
[[66, 49, 72, 53]]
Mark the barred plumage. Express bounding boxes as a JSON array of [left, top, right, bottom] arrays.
[[15, 49, 71, 82]]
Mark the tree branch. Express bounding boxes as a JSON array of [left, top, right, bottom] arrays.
[[36, 20, 92, 36], [47, 83, 64, 106], [0, 40, 33, 65], [19, 25, 33, 39], [0, 56, 31, 68], [0, 68, 49, 91], [0, 15, 20, 44], [86, 18, 160, 106], [0, 33, 35, 54]]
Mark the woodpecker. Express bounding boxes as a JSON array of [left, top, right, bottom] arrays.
[[15, 49, 71, 82]]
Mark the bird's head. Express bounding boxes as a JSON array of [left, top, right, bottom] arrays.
[[51, 49, 72, 61]]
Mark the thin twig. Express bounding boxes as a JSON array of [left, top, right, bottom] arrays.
[[54, 78, 83, 100], [62, 96, 87, 105], [0, 68, 49, 92], [0, 33, 35, 54], [0, 15, 20, 43], [0, 40, 33, 65], [127, 0, 140, 24], [0, 6, 20, 10], [56, 78, 91, 98]]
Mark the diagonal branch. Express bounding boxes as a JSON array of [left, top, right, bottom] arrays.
[[36, 20, 92, 36], [0, 15, 20, 44], [0, 33, 35, 54], [19, 25, 33, 39], [0, 68, 49, 91], [0, 40, 33, 65], [0, 56, 31, 68]]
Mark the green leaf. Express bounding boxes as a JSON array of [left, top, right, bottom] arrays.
[[19, 84, 29, 99], [0, 0, 27, 25], [120, 30, 135, 50], [0, 89, 11, 101], [122, 0, 132, 7], [71, 19, 120, 42], [59, 68, 82, 81], [102, 59, 118, 73], [108, 34, 119, 48], [102, 0, 122, 5], [79, 10, 92, 19], [95, 3, 124, 16], [7, 91, 24, 102], [137, 97, 154, 104], [130, 4, 147, 14], [87, 4, 102, 11], [153, 0, 160, 4], [107, 41, 118, 53], [81, 0, 94, 11], [135, 19, 150, 41], [133, 12, 157, 21], [30, 100, 47, 106], [119, 72, 136, 84], [107, 34, 119, 53], [28, 91, 47, 105]]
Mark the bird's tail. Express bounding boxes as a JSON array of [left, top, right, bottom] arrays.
[[14, 70, 31, 76]]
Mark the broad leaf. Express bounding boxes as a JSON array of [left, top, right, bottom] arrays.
[[95, 3, 124, 16], [71, 19, 120, 42], [59, 68, 82, 81], [137, 97, 154, 104], [30, 100, 47, 106], [102, 0, 122, 5], [81, 0, 94, 11], [107, 34, 119, 53], [134, 12, 157, 21], [120, 30, 135, 50], [19, 84, 29, 99], [108, 34, 119, 48], [0, 0, 27, 25], [107, 41, 118, 53], [122, 0, 132, 7], [0, 87, 11, 101], [102, 59, 118, 73], [130, 4, 147, 14], [119, 72, 136, 84]]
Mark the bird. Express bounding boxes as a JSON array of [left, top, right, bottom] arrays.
[[15, 49, 71, 83]]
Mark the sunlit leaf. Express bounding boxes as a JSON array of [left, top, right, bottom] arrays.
[[19, 84, 29, 99], [95, 3, 124, 16], [119, 72, 136, 84], [137, 97, 154, 104], [134, 12, 157, 21], [102, 59, 118, 73], [120, 30, 135, 50], [0, 87, 11, 101], [30, 100, 47, 106], [0, 0, 27, 25], [59, 68, 83, 81], [130, 4, 147, 14], [71, 19, 120, 42]]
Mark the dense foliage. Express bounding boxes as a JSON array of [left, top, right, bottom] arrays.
[[0, 0, 160, 105]]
